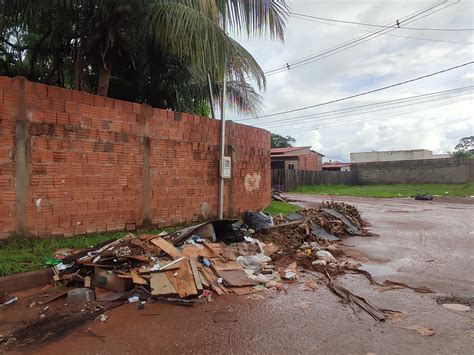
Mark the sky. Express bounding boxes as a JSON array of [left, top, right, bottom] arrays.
[[227, 0, 474, 162]]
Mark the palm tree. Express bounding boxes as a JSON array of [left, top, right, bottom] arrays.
[[3, 0, 288, 112]]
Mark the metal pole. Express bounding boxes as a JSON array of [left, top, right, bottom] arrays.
[[218, 17, 227, 220]]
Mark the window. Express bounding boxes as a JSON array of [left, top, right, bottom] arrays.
[[288, 163, 295, 170]]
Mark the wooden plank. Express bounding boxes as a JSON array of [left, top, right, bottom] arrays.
[[165, 259, 198, 298], [200, 268, 224, 295], [211, 259, 242, 271], [84, 276, 91, 288], [217, 270, 258, 287], [263, 243, 280, 257], [199, 271, 209, 288], [189, 257, 203, 292], [150, 273, 176, 296], [150, 237, 183, 259], [130, 270, 147, 285], [230, 286, 260, 295], [183, 244, 215, 258]]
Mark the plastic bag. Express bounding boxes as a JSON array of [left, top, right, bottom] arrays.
[[243, 211, 274, 232]]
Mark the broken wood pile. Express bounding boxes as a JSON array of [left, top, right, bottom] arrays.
[[47, 202, 373, 304]]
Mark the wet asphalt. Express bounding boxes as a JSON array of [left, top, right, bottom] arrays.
[[31, 195, 474, 354]]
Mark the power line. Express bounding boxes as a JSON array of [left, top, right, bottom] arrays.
[[249, 61, 474, 119], [311, 96, 472, 129], [262, 1, 459, 76], [274, 96, 472, 131], [241, 86, 473, 123], [289, 12, 474, 32], [251, 87, 474, 127], [258, 90, 473, 129], [290, 14, 474, 45]]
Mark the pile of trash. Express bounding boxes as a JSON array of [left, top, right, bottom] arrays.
[[42, 202, 372, 304], [5, 201, 413, 348]]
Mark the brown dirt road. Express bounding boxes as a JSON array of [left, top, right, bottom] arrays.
[[10, 195, 474, 354]]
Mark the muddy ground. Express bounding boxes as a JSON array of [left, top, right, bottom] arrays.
[[3, 195, 474, 354]]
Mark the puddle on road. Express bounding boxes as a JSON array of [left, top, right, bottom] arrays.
[[436, 295, 473, 311], [359, 264, 396, 277], [442, 303, 471, 311]]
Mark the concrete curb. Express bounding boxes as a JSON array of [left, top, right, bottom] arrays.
[[0, 269, 53, 294]]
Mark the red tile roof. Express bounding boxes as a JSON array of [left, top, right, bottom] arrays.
[[270, 146, 311, 154], [322, 162, 351, 168]]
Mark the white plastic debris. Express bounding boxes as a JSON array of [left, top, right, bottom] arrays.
[[98, 314, 109, 322], [128, 296, 139, 303], [316, 250, 337, 263], [236, 254, 271, 271], [312, 260, 327, 266]]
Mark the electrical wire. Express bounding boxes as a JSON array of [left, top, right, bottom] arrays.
[[289, 11, 474, 32], [272, 95, 472, 131], [311, 96, 472, 129], [290, 14, 474, 45], [259, 91, 473, 129], [236, 86, 474, 123], [249, 61, 474, 119], [262, 1, 460, 76]]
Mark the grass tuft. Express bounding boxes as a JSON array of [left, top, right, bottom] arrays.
[[290, 182, 474, 198], [264, 200, 300, 216]]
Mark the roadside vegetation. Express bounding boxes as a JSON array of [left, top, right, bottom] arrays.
[[0, 232, 130, 277], [0, 203, 300, 277], [264, 200, 300, 216], [290, 182, 474, 198]]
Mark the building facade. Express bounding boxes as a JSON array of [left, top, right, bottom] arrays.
[[350, 149, 449, 163], [321, 162, 351, 171], [271, 146, 324, 171]]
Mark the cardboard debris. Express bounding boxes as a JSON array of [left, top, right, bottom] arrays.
[[217, 270, 259, 287], [150, 237, 183, 259], [150, 273, 176, 296]]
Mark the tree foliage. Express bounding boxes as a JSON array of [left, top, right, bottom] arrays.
[[454, 136, 474, 151], [0, 0, 288, 115], [449, 136, 474, 158], [271, 133, 295, 148]]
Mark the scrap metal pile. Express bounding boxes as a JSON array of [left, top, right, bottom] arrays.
[[46, 201, 371, 303]]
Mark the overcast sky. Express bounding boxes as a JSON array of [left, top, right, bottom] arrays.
[[228, 0, 474, 162]]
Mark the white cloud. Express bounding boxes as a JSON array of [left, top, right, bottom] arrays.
[[228, 0, 474, 161]]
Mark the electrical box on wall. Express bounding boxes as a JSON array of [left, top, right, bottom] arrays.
[[220, 156, 231, 178]]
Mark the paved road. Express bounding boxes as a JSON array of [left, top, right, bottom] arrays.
[[34, 195, 474, 354]]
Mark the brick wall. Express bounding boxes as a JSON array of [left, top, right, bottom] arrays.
[[298, 153, 322, 171], [0, 77, 271, 239]]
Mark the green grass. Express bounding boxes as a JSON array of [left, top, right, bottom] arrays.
[[0, 231, 129, 277], [0, 224, 196, 277], [264, 200, 300, 216], [290, 182, 474, 198]]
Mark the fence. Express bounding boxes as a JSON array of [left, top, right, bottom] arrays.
[[272, 169, 358, 191]]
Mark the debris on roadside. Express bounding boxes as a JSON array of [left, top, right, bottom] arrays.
[[271, 188, 286, 202], [415, 194, 434, 201], [0, 294, 18, 306], [1, 200, 433, 348]]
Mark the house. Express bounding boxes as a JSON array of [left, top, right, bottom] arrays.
[[322, 162, 351, 171], [350, 149, 450, 163], [271, 146, 324, 171]]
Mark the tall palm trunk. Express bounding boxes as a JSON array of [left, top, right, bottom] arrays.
[[97, 56, 112, 96], [73, 38, 84, 90]]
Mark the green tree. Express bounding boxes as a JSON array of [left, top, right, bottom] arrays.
[[449, 136, 474, 158], [1, 0, 288, 114], [271, 133, 296, 148]]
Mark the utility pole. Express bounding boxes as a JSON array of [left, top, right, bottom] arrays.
[[218, 16, 227, 220]]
